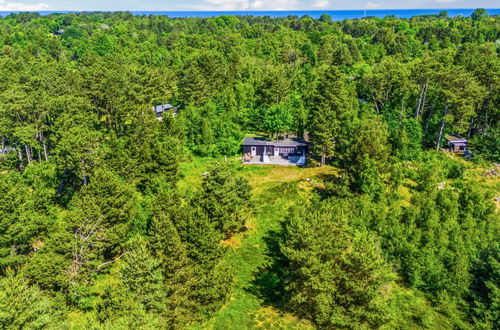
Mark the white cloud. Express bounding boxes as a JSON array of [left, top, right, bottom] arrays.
[[312, 0, 330, 8], [250, 1, 263, 9], [365, 1, 381, 9], [203, 0, 249, 10], [193, 0, 299, 10], [0, 0, 49, 10]]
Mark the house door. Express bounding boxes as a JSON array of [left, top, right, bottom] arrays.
[[251, 146, 256, 156]]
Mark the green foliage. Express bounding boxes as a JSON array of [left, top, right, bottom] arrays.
[[64, 167, 139, 299], [366, 173, 498, 324], [181, 102, 244, 157], [0, 270, 66, 328], [106, 119, 183, 192], [388, 117, 423, 161], [149, 196, 234, 326], [468, 246, 500, 328], [346, 115, 391, 196], [386, 286, 459, 329], [198, 161, 252, 237], [277, 201, 392, 328], [308, 65, 355, 165], [0, 11, 498, 330], [471, 8, 489, 21], [119, 237, 166, 315], [261, 103, 294, 138], [0, 163, 58, 271], [22, 224, 73, 291], [469, 127, 500, 162]]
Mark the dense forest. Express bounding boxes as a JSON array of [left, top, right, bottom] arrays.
[[0, 9, 498, 329]]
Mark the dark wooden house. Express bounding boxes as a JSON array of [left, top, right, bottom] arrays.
[[152, 104, 178, 120], [242, 137, 309, 165], [445, 135, 468, 154]]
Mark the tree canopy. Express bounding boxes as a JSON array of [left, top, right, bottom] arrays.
[[0, 10, 498, 329]]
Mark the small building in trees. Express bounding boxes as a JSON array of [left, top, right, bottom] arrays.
[[53, 29, 65, 35], [0, 140, 11, 156], [242, 137, 309, 166], [445, 135, 468, 154], [0, 146, 11, 156], [152, 104, 178, 120]]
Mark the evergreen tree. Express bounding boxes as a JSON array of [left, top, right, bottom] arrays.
[[171, 204, 225, 264], [261, 103, 294, 139], [471, 8, 488, 21], [22, 224, 73, 291], [277, 202, 391, 328], [309, 66, 355, 165], [468, 246, 499, 328], [469, 127, 500, 162], [0, 11, 498, 329], [149, 208, 205, 327], [119, 236, 166, 315], [0, 270, 66, 328], [198, 162, 252, 237], [0, 163, 58, 272], [68, 168, 138, 282], [346, 115, 391, 195]]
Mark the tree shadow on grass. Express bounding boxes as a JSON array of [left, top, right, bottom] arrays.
[[312, 171, 353, 201], [245, 229, 287, 309]]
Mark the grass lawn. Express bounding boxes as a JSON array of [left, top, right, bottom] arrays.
[[182, 155, 498, 329], [181, 157, 337, 329]]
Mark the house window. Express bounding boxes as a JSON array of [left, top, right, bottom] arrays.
[[278, 147, 296, 156]]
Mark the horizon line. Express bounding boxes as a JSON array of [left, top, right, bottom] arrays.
[[0, 8, 498, 13]]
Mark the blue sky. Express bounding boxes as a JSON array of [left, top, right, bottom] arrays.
[[0, 0, 498, 11]]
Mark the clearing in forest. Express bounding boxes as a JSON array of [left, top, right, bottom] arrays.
[[186, 160, 338, 329]]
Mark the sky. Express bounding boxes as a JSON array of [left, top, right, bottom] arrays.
[[0, 0, 498, 11]]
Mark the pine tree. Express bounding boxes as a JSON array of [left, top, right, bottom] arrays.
[[119, 236, 166, 314], [198, 162, 252, 237], [150, 188, 235, 326], [149, 209, 201, 327], [0, 270, 66, 328], [346, 115, 391, 195], [278, 202, 391, 328], [171, 205, 224, 265], [468, 246, 499, 328], [309, 66, 355, 165], [0, 163, 58, 272], [68, 168, 138, 280]]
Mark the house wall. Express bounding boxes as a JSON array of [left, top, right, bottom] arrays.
[[450, 142, 466, 153], [244, 145, 274, 155], [244, 145, 308, 156]]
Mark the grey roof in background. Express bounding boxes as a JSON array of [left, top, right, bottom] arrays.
[[153, 104, 175, 113], [445, 134, 467, 143], [243, 137, 309, 147]]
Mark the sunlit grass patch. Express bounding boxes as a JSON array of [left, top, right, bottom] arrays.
[[190, 158, 340, 329], [252, 306, 314, 329]]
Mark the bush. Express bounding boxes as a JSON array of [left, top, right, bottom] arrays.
[[446, 161, 466, 179]]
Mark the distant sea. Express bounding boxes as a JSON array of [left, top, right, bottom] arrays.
[[0, 9, 499, 20]]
